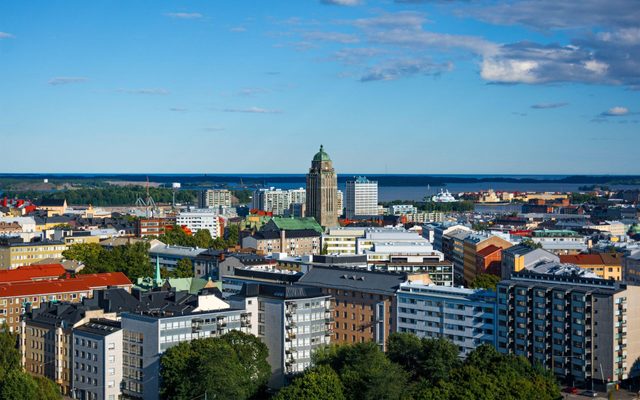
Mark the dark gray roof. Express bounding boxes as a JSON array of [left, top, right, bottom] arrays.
[[38, 199, 66, 207], [26, 302, 101, 329], [298, 266, 406, 296], [253, 231, 280, 240], [74, 318, 121, 336], [235, 282, 325, 300]]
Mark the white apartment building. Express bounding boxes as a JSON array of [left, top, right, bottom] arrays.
[[389, 205, 418, 215], [229, 283, 332, 388], [176, 209, 222, 239], [397, 281, 497, 357], [345, 176, 378, 218], [252, 188, 291, 216], [197, 189, 232, 209], [121, 302, 252, 400], [72, 319, 123, 400], [289, 188, 306, 205]]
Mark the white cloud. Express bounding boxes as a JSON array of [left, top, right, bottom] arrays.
[[223, 107, 282, 114], [230, 26, 247, 32], [48, 77, 89, 86], [165, 12, 203, 20], [360, 59, 453, 82], [117, 88, 170, 95], [321, 0, 362, 6], [170, 107, 187, 112], [602, 106, 629, 116], [460, 0, 640, 31], [0, 32, 14, 39], [350, 11, 428, 30], [304, 31, 360, 44], [530, 102, 569, 109]]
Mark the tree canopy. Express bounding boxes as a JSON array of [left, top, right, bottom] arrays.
[[160, 331, 270, 400], [469, 273, 501, 291], [273, 334, 560, 400], [157, 224, 239, 250], [63, 242, 152, 280], [273, 365, 345, 400], [0, 325, 60, 400]]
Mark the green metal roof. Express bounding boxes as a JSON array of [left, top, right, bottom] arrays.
[[271, 217, 323, 233], [312, 145, 331, 162]]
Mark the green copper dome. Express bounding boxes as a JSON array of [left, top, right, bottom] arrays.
[[313, 145, 331, 162]]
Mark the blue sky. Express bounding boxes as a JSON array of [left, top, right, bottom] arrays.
[[0, 0, 638, 174]]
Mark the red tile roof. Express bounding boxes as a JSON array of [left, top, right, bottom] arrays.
[[0, 264, 66, 283], [0, 272, 132, 298], [559, 254, 605, 265], [477, 245, 502, 257]]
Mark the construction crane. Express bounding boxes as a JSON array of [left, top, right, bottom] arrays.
[[135, 177, 158, 217]]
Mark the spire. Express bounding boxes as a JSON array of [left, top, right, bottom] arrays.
[[155, 256, 162, 286]]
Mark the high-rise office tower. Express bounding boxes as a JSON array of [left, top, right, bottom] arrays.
[[345, 176, 378, 218]]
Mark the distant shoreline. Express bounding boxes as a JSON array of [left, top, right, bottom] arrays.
[[0, 173, 639, 188]]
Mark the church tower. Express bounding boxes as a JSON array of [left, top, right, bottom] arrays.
[[306, 145, 339, 228]]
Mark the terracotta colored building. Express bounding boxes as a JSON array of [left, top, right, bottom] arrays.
[[0, 272, 132, 332], [475, 244, 503, 276]]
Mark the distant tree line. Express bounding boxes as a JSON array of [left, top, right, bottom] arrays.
[[3, 185, 198, 206]]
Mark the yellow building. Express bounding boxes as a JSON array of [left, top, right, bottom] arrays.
[[61, 233, 100, 247], [38, 199, 68, 217], [0, 239, 66, 269], [559, 254, 623, 280]]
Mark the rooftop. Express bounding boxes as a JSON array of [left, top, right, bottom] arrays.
[[0, 264, 66, 283], [74, 318, 122, 337], [0, 272, 132, 298], [476, 245, 502, 257], [298, 266, 406, 296], [312, 144, 331, 162]]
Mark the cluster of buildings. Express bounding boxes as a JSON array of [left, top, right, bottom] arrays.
[[3, 146, 640, 396]]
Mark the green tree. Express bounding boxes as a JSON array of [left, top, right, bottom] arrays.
[[469, 273, 500, 291], [314, 342, 409, 400], [0, 325, 60, 399], [418, 337, 462, 384], [387, 332, 422, 378], [273, 365, 345, 400], [62, 243, 105, 272], [0, 325, 20, 382], [172, 258, 194, 278], [64, 242, 152, 280], [0, 369, 39, 400], [158, 225, 194, 247], [225, 224, 240, 247], [218, 331, 271, 396], [192, 229, 213, 248], [33, 376, 62, 400], [520, 238, 543, 249], [160, 332, 270, 400]]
